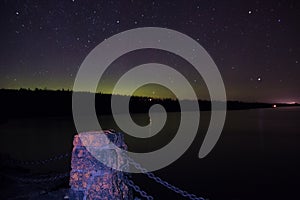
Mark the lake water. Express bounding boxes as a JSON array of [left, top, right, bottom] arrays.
[[0, 107, 299, 199]]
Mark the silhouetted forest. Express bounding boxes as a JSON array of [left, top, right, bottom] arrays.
[[0, 88, 298, 120]]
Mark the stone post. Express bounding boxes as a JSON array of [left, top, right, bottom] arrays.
[[69, 130, 131, 200]]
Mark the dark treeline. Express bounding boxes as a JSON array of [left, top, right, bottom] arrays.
[[0, 89, 298, 119]]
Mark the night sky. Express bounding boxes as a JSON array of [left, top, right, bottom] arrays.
[[0, 0, 299, 103]]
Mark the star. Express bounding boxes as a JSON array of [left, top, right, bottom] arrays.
[[1, 0, 299, 103]]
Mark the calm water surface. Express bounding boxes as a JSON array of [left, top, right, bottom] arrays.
[[1, 107, 299, 199]]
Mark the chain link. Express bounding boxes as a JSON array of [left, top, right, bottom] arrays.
[[123, 153, 206, 200], [1, 171, 70, 183], [1, 153, 70, 184], [3, 153, 70, 167], [124, 175, 154, 200]]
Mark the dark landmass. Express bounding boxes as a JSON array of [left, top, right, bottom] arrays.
[[1, 88, 300, 199], [0, 88, 298, 120]]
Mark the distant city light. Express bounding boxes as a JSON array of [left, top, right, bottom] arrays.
[[273, 104, 277, 108]]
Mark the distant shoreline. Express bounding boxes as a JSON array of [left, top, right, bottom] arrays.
[[0, 88, 299, 119]]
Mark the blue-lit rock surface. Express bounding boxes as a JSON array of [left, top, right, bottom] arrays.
[[69, 130, 131, 200]]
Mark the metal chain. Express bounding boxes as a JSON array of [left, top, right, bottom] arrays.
[[1, 172, 70, 183], [1, 134, 205, 200], [124, 175, 154, 200], [3, 153, 70, 167], [1, 153, 70, 184], [123, 153, 206, 200]]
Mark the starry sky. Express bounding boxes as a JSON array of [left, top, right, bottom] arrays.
[[0, 0, 299, 103]]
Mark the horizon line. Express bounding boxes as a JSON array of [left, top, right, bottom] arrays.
[[0, 88, 299, 105]]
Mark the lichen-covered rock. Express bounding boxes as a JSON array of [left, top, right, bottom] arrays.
[[69, 130, 131, 200]]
